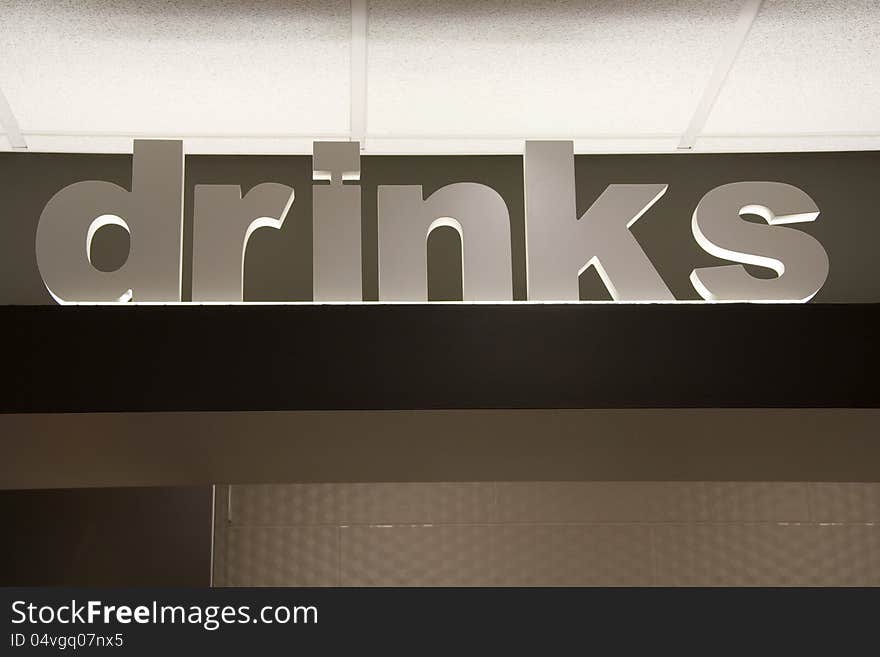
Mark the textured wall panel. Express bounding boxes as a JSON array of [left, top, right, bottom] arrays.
[[809, 483, 880, 523], [229, 482, 495, 526], [493, 482, 811, 523], [336, 483, 495, 525], [491, 525, 653, 586], [802, 525, 880, 587], [230, 484, 342, 527], [340, 525, 496, 587], [652, 523, 819, 586], [340, 524, 651, 587], [224, 527, 339, 586], [215, 482, 880, 586], [653, 523, 880, 586]]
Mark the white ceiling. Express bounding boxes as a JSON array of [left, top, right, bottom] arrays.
[[1, 0, 878, 154]]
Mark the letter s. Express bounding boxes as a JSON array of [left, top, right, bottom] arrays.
[[690, 182, 829, 302], [11, 601, 26, 624]]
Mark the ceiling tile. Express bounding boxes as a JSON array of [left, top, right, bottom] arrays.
[[705, 0, 880, 135], [366, 0, 742, 138], [0, 1, 351, 138]]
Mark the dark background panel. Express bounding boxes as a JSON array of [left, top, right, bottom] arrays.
[[0, 486, 212, 586], [0, 304, 877, 413], [575, 150, 880, 302], [1, 150, 879, 304]]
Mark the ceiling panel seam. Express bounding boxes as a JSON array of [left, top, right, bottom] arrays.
[[350, 0, 368, 148], [13, 131, 880, 140], [677, 0, 764, 150], [0, 84, 26, 149], [6, 133, 880, 155]]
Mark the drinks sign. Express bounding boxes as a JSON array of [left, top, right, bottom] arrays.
[[34, 140, 829, 304]]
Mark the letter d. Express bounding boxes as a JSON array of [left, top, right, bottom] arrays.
[[36, 140, 184, 303]]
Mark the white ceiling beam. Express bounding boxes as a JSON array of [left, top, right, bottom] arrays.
[[677, 0, 763, 150], [0, 85, 27, 149], [350, 0, 368, 147]]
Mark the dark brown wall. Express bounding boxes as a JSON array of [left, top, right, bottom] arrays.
[[0, 487, 212, 586]]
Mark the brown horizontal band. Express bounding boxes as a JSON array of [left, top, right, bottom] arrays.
[[2, 408, 878, 489]]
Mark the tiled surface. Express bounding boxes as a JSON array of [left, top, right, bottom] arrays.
[[213, 482, 880, 586], [493, 482, 811, 523], [337, 483, 494, 525], [654, 523, 880, 586], [341, 525, 495, 587], [804, 524, 880, 586], [491, 524, 652, 586], [338, 524, 652, 587], [808, 483, 880, 523], [224, 527, 339, 587], [230, 483, 495, 526], [231, 484, 342, 527], [652, 523, 817, 586]]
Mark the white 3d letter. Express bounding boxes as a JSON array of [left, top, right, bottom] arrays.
[[523, 140, 673, 301], [378, 183, 513, 301], [313, 141, 362, 301], [192, 183, 295, 301], [690, 182, 829, 302], [35, 140, 184, 303]]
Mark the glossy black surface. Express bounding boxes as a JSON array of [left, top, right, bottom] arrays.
[[1, 303, 876, 412]]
